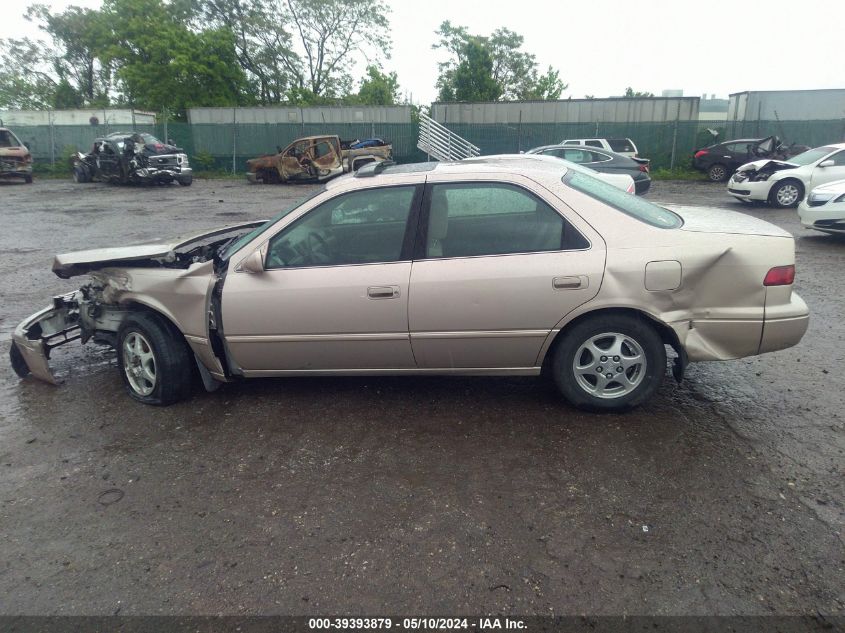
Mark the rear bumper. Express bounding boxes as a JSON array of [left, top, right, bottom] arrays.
[[634, 177, 651, 195], [671, 292, 809, 362], [759, 292, 809, 354]]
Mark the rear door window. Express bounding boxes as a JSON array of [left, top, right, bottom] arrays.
[[585, 140, 603, 148], [424, 182, 588, 259]]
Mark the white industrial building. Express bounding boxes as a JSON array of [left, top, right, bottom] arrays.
[[0, 108, 156, 127]]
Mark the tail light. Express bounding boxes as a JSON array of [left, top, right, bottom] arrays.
[[626, 181, 635, 194], [638, 163, 649, 172], [764, 265, 795, 286], [694, 150, 708, 159], [23, 154, 32, 164]]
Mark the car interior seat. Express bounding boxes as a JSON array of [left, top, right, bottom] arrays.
[[427, 189, 449, 257]]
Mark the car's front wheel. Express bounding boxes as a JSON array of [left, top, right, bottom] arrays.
[[552, 314, 666, 411], [769, 179, 804, 208], [117, 312, 193, 405], [72, 165, 89, 183], [707, 163, 728, 182], [178, 174, 193, 186]]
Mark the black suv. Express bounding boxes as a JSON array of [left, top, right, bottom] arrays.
[[693, 136, 808, 182]]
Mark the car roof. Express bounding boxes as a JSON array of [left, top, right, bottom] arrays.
[[331, 155, 576, 189], [529, 144, 620, 156], [719, 138, 763, 144]]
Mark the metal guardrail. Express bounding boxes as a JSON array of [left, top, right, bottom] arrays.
[[417, 112, 481, 161]]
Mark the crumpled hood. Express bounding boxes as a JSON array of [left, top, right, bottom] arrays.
[[671, 205, 791, 238], [52, 221, 264, 278], [737, 158, 797, 172]]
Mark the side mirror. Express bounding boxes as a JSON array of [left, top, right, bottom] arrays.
[[239, 248, 265, 274], [818, 159, 834, 168]]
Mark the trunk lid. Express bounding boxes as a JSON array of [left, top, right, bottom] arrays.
[[671, 205, 792, 238]]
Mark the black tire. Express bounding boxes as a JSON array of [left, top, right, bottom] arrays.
[[707, 163, 728, 182], [10, 342, 30, 378], [116, 312, 193, 405], [551, 314, 666, 411], [72, 165, 89, 183], [178, 174, 193, 186], [769, 179, 804, 208], [24, 174, 33, 184]]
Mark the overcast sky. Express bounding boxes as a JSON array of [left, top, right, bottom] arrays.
[[3, 0, 844, 103]]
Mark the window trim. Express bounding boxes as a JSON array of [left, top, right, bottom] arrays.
[[413, 180, 592, 262], [262, 183, 424, 271]]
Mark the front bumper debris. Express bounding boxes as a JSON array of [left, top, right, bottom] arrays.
[[10, 292, 82, 384]]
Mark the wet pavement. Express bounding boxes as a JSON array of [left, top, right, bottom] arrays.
[[0, 177, 842, 615]]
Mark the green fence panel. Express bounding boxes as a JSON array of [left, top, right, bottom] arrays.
[[11, 118, 845, 173]]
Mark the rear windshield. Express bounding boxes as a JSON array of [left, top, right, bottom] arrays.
[[608, 138, 635, 152], [564, 170, 682, 229]]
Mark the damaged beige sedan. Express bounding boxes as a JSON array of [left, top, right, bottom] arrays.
[[10, 158, 809, 411]]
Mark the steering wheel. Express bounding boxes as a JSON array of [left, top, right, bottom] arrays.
[[306, 231, 330, 263]]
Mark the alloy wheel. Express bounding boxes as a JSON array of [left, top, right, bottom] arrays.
[[122, 331, 157, 396], [776, 184, 800, 206], [572, 332, 647, 399]]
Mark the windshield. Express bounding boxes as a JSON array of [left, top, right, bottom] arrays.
[[564, 170, 682, 229], [786, 146, 837, 166], [0, 130, 22, 147], [220, 188, 325, 260]]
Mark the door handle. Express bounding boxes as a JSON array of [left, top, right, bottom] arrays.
[[553, 276, 587, 290], [367, 285, 400, 299]]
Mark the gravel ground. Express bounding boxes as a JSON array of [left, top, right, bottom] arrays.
[[0, 177, 842, 616]]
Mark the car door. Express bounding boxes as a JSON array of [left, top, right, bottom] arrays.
[[97, 140, 120, 177], [408, 177, 605, 369], [220, 184, 423, 374], [809, 150, 845, 190], [721, 142, 751, 170]]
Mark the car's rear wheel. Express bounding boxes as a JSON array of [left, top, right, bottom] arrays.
[[707, 164, 728, 182], [769, 180, 804, 208], [117, 312, 193, 405], [178, 174, 193, 186], [552, 314, 666, 411], [24, 175, 33, 184]]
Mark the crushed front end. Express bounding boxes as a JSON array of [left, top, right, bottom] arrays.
[[10, 283, 130, 384], [130, 151, 193, 185]]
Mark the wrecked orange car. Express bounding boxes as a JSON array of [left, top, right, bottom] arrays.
[[0, 127, 33, 184], [246, 135, 391, 184]]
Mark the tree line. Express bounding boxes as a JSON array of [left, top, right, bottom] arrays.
[[0, 0, 574, 118]]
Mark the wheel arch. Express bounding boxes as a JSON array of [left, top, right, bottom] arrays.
[[119, 298, 188, 342], [539, 306, 682, 371]]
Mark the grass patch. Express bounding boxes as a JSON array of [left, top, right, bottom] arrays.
[[650, 166, 707, 181]]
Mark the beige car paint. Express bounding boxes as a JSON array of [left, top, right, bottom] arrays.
[[12, 158, 809, 392]]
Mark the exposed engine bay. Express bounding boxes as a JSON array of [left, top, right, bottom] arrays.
[[732, 160, 797, 183]]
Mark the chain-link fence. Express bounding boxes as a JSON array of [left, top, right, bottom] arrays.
[[12, 118, 845, 173]]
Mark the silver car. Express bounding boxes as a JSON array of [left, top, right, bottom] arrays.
[[11, 158, 809, 411]]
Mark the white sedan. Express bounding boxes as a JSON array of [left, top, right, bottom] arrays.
[[728, 143, 845, 208], [798, 179, 845, 234]]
